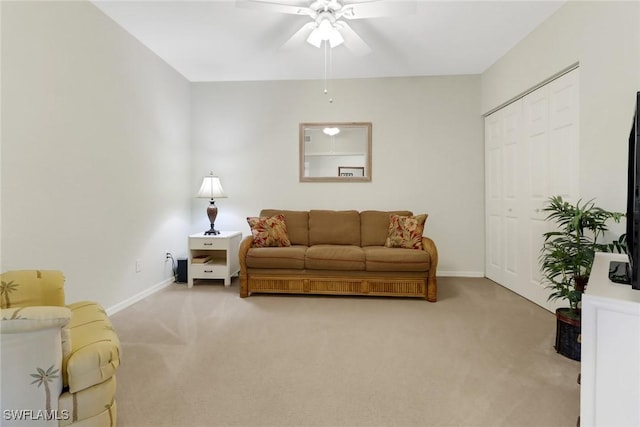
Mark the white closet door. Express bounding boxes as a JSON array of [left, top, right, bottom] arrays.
[[485, 110, 504, 283], [485, 102, 524, 287], [485, 69, 579, 310]]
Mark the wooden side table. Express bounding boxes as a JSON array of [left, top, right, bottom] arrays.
[[187, 231, 242, 288]]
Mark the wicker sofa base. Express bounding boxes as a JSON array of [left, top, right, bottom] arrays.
[[240, 273, 437, 301]]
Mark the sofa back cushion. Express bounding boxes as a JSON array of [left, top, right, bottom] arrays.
[[360, 210, 413, 246], [260, 210, 309, 246], [309, 210, 361, 245]]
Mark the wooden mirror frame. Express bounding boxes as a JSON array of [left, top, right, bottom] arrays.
[[299, 122, 372, 182]]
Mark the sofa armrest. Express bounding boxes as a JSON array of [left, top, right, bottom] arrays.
[[239, 235, 254, 297], [422, 237, 438, 276], [239, 235, 253, 271], [422, 236, 439, 302]]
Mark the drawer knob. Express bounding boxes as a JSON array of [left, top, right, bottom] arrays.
[[204, 243, 213, 246], [204, 270, 213, 273]]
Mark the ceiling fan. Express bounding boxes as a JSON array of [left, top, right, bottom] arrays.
[[236, 0, 416, 55]]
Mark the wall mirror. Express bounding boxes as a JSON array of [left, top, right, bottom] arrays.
[[299, 122, 372, 182]]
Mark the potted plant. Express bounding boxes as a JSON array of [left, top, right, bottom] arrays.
[[539, 195, 624, 360]]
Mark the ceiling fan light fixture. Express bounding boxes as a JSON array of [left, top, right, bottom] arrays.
[[317, 18, 333, 38], [306, 28, 323, 48], [328, 29, 344, 47], [306, 16, 343, 48]]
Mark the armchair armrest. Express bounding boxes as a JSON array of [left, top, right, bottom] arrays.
[[63, 301, 120, 393]]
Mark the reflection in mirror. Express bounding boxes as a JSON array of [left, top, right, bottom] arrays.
[[299, 122, 372, 182]]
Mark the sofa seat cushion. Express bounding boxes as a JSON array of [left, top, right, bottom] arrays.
[[64, 301, 120, 393], [305, 245, 365, 271], [364, 246, 430, 272], [246, 246, 307, 269]]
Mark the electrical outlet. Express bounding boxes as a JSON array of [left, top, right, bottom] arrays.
[[165, 251, 172, 260], [136, 259, 142, 273]]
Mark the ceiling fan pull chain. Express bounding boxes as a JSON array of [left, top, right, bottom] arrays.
[[323, 41, 334, 104], [323, 41, 328, 95]]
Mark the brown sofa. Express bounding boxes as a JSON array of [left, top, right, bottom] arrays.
[[239, 210, 438, 301]]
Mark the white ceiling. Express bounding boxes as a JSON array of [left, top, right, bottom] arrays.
[[92, 0, 566, 82]]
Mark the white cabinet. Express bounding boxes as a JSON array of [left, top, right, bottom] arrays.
[[581, 253, 640, 426], [187, 231, 242, 288]]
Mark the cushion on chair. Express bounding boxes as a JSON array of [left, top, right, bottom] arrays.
[[1, 306, 73, 358], [0, 270, 65, 308], [0, 306, 71, 333], [64, 301, 120, 393]]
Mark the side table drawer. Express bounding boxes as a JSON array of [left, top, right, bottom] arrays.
[[191, 263, 226, 278], [190, 238, 226, 250]]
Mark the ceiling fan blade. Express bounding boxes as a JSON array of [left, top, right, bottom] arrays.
[[280, 22, 316, 51], [335, 21, 371, 56], [340, 0, 417, 20], [235, 0, 315, 17]]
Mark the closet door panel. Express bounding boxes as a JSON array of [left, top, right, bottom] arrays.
[[485, 111, 504, 283], [549, 71, 579, 198], [502, 102, 523, 287]]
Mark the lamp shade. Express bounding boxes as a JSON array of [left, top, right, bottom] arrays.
[[197, 174, 227, 199]]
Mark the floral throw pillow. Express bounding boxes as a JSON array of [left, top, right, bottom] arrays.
[[247, 214, 291, 247], [384, 214, 428, 250]]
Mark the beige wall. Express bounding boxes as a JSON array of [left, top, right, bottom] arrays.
[[1, 1, 191, 310], [191, 76, 485, 276], [481, 0, 640, 213]]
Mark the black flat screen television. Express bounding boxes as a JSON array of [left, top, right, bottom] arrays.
[[612, 92, 640, 288], [609, 92, 640, 290], [627, 91, 640, 290]]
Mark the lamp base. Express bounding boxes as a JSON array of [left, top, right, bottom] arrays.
[[204, 226, 220, 235], [204, 201, 220, 235]]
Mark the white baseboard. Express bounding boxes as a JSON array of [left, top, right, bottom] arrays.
[[437, 271, 485, 278], [104, 272, 484, 315], [106, 277, 174, 316]]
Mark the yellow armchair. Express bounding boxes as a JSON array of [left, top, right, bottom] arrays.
[[1, 270, 120, 426]]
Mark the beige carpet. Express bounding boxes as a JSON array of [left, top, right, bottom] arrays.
[[111, 277, 580, 427]]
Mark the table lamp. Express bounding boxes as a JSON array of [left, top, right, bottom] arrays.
[[197, 173, 227, 235]]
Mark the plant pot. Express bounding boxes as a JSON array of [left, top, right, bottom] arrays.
[[555, 307, 581, 361]]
